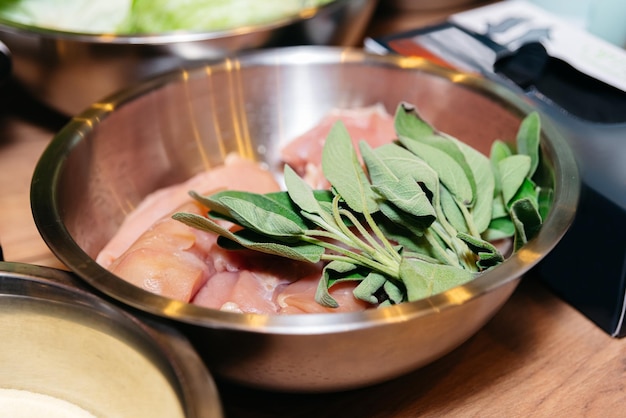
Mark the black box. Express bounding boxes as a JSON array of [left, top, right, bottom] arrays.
[[365, 1, 626, 337]]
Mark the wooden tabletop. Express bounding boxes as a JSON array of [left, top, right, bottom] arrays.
[[0, 3, 624, 417]]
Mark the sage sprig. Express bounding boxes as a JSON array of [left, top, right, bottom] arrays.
[[173, 102, 552, 308]]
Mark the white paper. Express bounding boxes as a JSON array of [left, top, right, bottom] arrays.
[[450, 0, 626, 92]]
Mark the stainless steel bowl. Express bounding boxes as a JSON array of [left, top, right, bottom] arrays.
[[0, 261, 222, 417], [31, 46, 579, 392], [0, 0, 376, 115], [384, 0, 482, 11]]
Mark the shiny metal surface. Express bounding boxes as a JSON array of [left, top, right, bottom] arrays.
[[31, 46, 579, 392], [0, 0, 376, 115], [0, 262, 222, 418], [0, 40, 10, 84], [385, 0, 482, 11]]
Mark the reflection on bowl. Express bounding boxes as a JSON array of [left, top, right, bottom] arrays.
[[0, 262, 222, 417], [0, 0, 377, 115], [385, 0, 482, 11], [31, 46, 579, 392]]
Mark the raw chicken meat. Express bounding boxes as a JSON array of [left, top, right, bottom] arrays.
[[192, 245, 370, 314], [108, 200, 216, 302], [281, 104, 396, 188], [99, 155, 282, 303], [277, 274, 370, 314], [192, 248, 318, 314], [97, 154, 280, 268]]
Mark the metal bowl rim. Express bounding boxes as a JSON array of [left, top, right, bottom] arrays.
[[0, 0, 350, 45], [30, 45, 580, 335]]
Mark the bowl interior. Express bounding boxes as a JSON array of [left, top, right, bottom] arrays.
[[31, 46, 579, 330]]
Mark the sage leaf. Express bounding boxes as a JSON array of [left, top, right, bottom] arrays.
[[218, 196, 305, 238], [191, 190, 308, 230], [383, 280, 405, 304], [510, 177, 538, 209], [510, 197, 542, 251], [498, 154, 531, 205], [377, 200, 433, 237], [284, 164, 326, 217], [537, 187, 553, 221], [393, 102, 434, 139], [321, 121, 378, 214], [398, 257, 432, 301], [491, 194, 508, 219], [188, 190, 238, 219], [353, 272, 387, 304], [394, 103, 476, 205], [172, 212, 324, 263], [173, 211, 235, 238], [483, 217, 515, 241], [440, 185, 468, 234], [399, 138, 474, 207], [283, 164, 338, 231], [375, 217, 440, 258], [372, 175, 436, 220], [360, 141, 436, 223], [315, 260, 363, 308], [265, 189, 334, 208], [451, 136, 495, 233], [257, 190, 335, 231], [400, 257, 475, 301], [490, 139, 514, 164], [516, 112, 541, 177], [365, 142, 439, 195], [230, 239, 325, 263], [457, 231, 504, 270], [490, 139, 513, 195]]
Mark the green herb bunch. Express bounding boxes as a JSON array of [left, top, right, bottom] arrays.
[[173, 102, 552, 308]]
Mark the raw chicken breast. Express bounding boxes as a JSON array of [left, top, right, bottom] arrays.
[[192, 246, 369, 314], [192, 246, 322, 314], [108, 201, 216, 302], [99, 155, 281, 302], [281, 104, 396, 188], [194, 270, 287, 314], [277, 275, 370, 314], [97, 154, 280, 268]]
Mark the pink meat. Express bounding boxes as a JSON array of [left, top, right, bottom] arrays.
[[192, 245, 371, 314], [97, 155, 280, 268], [108, 201, 216, 302], [194, 270, 287, 314], [99, 155, 282, 302], [277, 275, 371, 314], [281, 104, 396, 188], [192, 246, 323, 313], [192, 271, 240, 310]]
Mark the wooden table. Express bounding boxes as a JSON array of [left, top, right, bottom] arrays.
[[0, 3, 624, 417]]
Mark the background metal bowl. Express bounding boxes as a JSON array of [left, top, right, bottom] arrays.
[[0, 261, 222, 417], [384, 0, 483, 11], [31, 46, 579, 392], [0, 0, 376, 115]]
